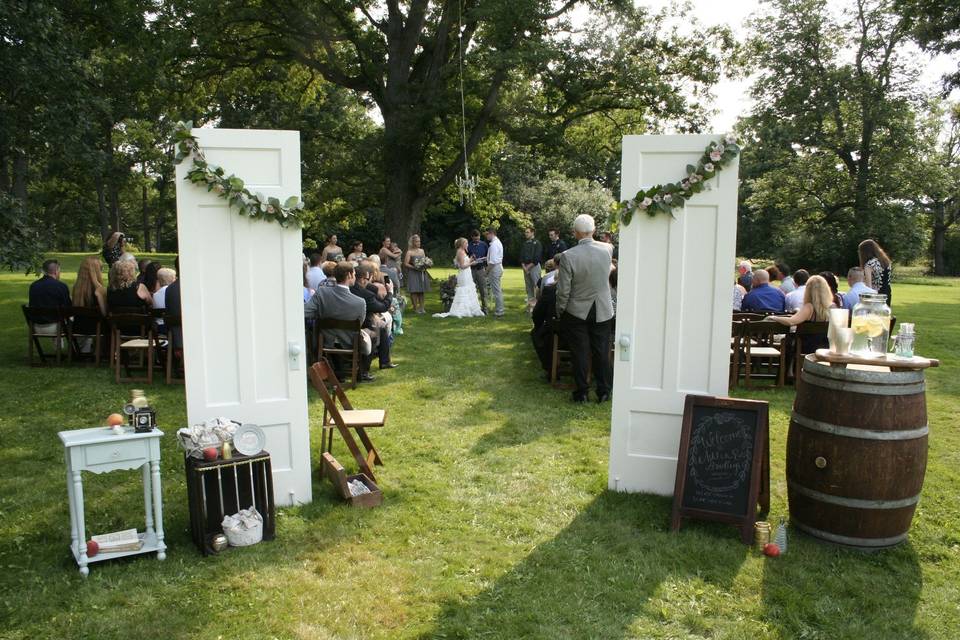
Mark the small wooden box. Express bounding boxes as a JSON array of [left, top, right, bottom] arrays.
[[322, 452, 383, 508]]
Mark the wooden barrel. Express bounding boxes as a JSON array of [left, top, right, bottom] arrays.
[[787, 355, 928, 549]]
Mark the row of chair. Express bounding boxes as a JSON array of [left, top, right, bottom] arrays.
[[21, 305, 184, 385]]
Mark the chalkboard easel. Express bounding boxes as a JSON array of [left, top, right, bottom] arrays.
[[670, 395, 770, 544]]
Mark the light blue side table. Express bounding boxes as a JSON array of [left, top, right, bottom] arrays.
[[58, 426, 166, 577]]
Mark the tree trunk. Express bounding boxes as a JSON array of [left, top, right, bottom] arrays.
[[0, 150, 9, 193], [381, 113, 428, 247], [932, 202, 946, 276], [141, 163, 151, 252], [154, 176, 169, 253], [12, 150, 28, 208], [96, 178, 110, 241]]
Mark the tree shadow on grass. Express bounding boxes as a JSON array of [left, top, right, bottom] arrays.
[[421, 491, 750, 639], [761, 533, 926, 639]]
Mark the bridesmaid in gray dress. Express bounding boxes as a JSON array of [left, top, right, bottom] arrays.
[[403, 234, 431, 314]]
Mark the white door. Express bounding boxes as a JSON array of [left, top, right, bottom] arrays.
[[175, 128, 311, 506], [609, 134, 740, 495]]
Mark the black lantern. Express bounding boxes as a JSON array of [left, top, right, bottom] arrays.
[[133, 407, 156, 433]]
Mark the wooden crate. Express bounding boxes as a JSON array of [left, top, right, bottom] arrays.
[[184, 452, 276, 555], [322, 452, 383, 508]]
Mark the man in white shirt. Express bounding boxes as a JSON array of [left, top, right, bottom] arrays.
[[485, 227, 505, 317], [306, 253, 326, 290], [843, 267, 876, 310], [784, 269, 809, 311]]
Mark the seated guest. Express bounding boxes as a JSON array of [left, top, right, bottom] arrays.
[[819, 271, 843, 308], [609, 266, 618, 317], [108, 260, 152, 311], [741, 268, 786, 313], [737, 260, 753, 290], [142, 262, 163, 294], [530, 274, 561, 376], [306, 252, 326, 291], [843, 266, 876, 310], [303, 260, 314, 303], [784, 269, 809, 311], [734, 281, 746, 311], [152, 267, 177, 333], [71, 256, 108, 352], [350, 264, 397, 370], [29, 258, 71, 331], [137, 258, 152, 285], [166, 257, 182, 352], [305, 262, 377, 382], [766, 265, 781, 286], [777, 262, 796, 292], [320, 261, 338, 287], [771, 275, 834, 356]]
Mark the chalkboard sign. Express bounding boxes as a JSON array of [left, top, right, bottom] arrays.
[[670, 395, 769, 544]]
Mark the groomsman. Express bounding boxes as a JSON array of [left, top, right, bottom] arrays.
[[556, 214, 614, 403], [544, 228, 567, 261], [520, 227, 543, 312], [467, 229, 489, 313], [485, 227, 505, 317]]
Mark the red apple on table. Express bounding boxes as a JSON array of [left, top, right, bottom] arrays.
[[203, 447, 219, 461], [107, 413, 124, 427], [86, 540, 99, 557]]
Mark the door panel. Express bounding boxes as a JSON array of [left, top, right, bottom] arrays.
[[609, 135, 739, 496], [176, 128, 311, 506]]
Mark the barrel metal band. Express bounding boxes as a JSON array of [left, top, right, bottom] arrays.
[[789, 479, 921, 509], [791, 519, 909, 548], [791, 413, 929, 441], [800, 370, 925, 396]]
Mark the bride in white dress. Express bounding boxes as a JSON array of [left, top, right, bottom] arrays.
[[433, 238, 486, 318]]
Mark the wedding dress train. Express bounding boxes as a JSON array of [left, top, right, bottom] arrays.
[[433, 261, 485, 318]]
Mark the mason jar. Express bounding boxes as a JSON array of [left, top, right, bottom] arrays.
[[850, 293, 892, 357]]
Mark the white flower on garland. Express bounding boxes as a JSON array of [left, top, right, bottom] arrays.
[[709, 150, 722, 162], [725, 134, 738, 145], [663, 194, 673, 203], [704, 162, 715, 172], [689, 174, 701, 184], [638, 197, 652, 209]]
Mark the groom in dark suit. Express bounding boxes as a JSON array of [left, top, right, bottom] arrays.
[[556, 214, 614, 403], [305, 262, 377, 382]]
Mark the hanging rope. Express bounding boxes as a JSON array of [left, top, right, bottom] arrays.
[[455, 0, 477, 205]]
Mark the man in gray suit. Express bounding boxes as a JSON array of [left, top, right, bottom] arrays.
[[556, 214, 614, 403], [304, 262, 378, 382]]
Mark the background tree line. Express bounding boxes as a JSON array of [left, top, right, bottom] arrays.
[[2, 0, 958, 273]]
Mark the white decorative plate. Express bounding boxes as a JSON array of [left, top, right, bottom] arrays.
[[233, 424, 265, 456]]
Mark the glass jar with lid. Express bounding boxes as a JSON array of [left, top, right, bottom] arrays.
[[850, 293, 891, 357]]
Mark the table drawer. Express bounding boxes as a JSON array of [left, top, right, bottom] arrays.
[[83, 441, 149, 469]]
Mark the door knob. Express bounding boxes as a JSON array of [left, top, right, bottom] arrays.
[[289, 343, 302, 356], [288, 341, 302, 371], [619, 335, 631, 348], [815, 456, 827, 469]]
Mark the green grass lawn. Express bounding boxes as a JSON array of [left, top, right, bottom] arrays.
[[1, 255, 958, 639]]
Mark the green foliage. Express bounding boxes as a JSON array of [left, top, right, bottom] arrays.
[[0, 194, 44, 273], [505, 169, 615, 234]]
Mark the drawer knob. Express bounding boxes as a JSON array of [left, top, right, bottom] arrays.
[[815, 456, 827, 469]]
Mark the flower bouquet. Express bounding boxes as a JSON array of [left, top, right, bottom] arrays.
[[412, 256, 433, 270]]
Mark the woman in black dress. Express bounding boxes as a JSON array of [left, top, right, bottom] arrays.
[[858, 239, 893, 305]]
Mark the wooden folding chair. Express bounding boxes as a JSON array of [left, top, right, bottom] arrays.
[[308, 359, 385, 482], [21, 305, 66, 365], [162, 314, 184, 384], [729, 319, 743, 389], [792, 321, 830, 381], [63, 306, 105, 366], [108, 310, 157, 384], [313, 319, 363, 389], [741, 320, 790, 388]]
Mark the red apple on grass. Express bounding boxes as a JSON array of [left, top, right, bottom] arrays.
[[763, 543, 781, 557]]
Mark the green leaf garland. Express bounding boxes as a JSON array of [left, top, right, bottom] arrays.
[[172, 122, 306, 227], [618, 135, 741, 225]]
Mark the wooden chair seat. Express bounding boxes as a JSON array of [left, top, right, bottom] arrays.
[[120, 338, 153, 348], [325, 409, 386, 427], [749, 346, 782, 357], [308, 359, 385, 482]]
